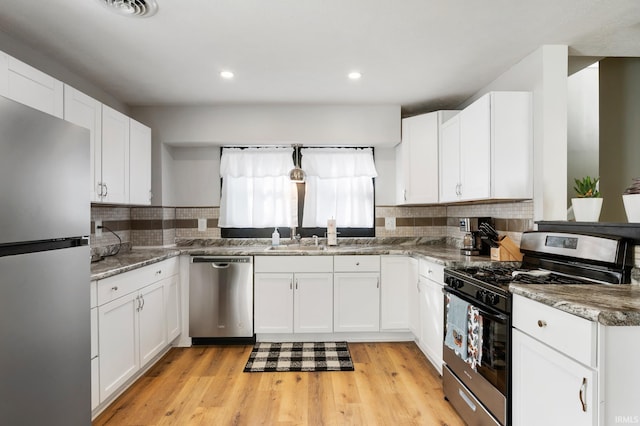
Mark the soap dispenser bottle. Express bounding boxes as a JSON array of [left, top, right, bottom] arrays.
[[272, 228, 280, 246]]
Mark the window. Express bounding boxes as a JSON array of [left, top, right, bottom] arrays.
[[301, 148, 377, 228], [219, 147, 376, 238], [218, 147, 297, 230]]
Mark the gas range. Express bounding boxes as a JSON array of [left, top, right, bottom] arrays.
[[441, 231, 633, 426], [444, 231, 634, 315]]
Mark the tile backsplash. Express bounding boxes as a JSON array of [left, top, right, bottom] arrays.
[[91, 200, 533, 248]]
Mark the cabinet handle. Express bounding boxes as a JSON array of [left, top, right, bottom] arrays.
[[356, 262, 360, 266], [579, 377, 587, 412], [156, 270, 162, 275], [290, 280, 293, 290], [140, 294, 145, 311], [377, 278, 379, 289], [135, 295, 141, 312], [149, 190, 153, 201], [295, 279, 298, 290], [103, 183, 108, 197], [537, 320, 547, 328], [403, 189, 407, 201], [111, 286, 118, 291]]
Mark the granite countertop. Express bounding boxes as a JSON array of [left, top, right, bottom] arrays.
[[90, 248, 181, 281], [510, 284, 640, 326], [89, 242, 494, 280], [90, 242, 640, 327]]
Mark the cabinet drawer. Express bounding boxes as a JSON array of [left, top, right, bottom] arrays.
[[334, 255, 380, 272], [254, 255, 333, 273], [97, 257, 178, 305], [513, 294, 596, 367], [419, 259, 444, 283]]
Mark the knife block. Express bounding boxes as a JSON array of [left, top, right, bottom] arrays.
[[490, 236, 523, 261]]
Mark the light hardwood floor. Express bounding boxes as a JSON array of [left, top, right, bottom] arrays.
[[93, 342, 464, 425]]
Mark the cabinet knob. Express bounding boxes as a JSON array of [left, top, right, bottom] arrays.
[[537, 320, 547, 328], [356, 262, 360, 266], [111, 286, 118, 291]]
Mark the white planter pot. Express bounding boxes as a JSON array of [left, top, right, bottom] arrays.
[[623, 194, 640, 223], [571, 198, 603, 222]]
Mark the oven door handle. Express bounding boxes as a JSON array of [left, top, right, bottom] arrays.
[[443, 287, 509, 324]]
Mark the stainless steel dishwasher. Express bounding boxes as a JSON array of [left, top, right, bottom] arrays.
[[189, 256, 254, 344]]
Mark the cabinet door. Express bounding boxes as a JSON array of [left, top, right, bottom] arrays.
[[459, 94, 491, 200], [512, 329, 597, 426], [98, 292, 139, 402], [380, 256, 411, 330], [138, 281, 167, 367], [129, 119, 152, 205], [408, 260, 420, 338], [3, 53, 63, 118], [63, 85, 103, 202], [395, 119, 410, 204], [91, 357, 100, 411], [334, 273, 380, 332], [164, 274, 181, 343], [101, 105, 130, 203], [254, 273, 294, 333], [407, 113, 439, 203], [294, 273, 333, 333], [439, 115, 461, 203], [418, 277, 444, 374]]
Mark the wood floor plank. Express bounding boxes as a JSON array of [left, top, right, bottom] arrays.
[[93, 342, 464, 426]]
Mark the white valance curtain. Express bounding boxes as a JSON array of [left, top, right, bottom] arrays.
[[218, 147, 297, 228], [301, 148, 377, 228]]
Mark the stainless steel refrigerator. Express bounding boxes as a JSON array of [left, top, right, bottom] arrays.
[[0, 95, 91, 425]]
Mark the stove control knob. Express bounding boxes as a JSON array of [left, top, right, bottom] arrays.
[[486, 293, 499, 306], [455, 279, 464, 289], [476, 290, 485, 301]]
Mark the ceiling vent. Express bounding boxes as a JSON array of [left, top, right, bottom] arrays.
[[98, 0, 159, 18]]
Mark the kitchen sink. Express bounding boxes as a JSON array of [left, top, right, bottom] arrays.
[[264, 245, 327, 252]]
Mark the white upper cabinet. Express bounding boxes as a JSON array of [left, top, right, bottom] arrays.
[[63, 85, 103, 202], [439, 91, 532, 202], [396, 111, 458, 204], [129, 118, 152, 205], [101, 105, 130, 204], [0, 52, 63, 118], [439, 115, 461, 203]]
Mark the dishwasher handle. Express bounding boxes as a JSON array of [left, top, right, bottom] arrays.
[[211, 262, 230, 269]]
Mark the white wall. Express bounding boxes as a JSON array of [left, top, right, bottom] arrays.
[[459, 45, 569, 221], [567, 63, 599, 205], [0, 30, 129, 114], [165, 146, 221, 207], [131, 104, 401, 206]]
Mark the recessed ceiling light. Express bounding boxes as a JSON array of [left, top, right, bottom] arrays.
[[348, 71, 362, 80], [220, 71, 234, 79]]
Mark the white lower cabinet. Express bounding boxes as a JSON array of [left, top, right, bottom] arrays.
[[138, 281, 167, 366], [512, 294, 597, 425], [254, 256, 334, 334], [254, 272, 333, 333], [417, 276, 444, 374], [380, 256, 414, 330], [333, 272, 380, 332], [254, 273, 294, 333], [164, 273, 181, 342], [93, 257, 179, 411], [512, 328, 596, 425]]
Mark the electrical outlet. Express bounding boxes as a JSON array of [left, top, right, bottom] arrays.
[[198, 218, 207, 232], [95, 219, 102, 237], [385, 217, 396, 231]]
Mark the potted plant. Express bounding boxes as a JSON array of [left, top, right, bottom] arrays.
[[571, 176, 603, 222], [622, 177, 640, 222]]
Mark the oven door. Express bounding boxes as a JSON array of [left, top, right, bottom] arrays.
[[443, 287, 509, 425]]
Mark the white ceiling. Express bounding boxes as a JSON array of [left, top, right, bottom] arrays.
[[1, 0, 639, 113]]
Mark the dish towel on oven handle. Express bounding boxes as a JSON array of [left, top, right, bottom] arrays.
[[467, 306, 483, 370], [444, 294, 469, 361]]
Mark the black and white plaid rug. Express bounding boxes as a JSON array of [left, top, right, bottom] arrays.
[[243, 341, 354, 372]]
